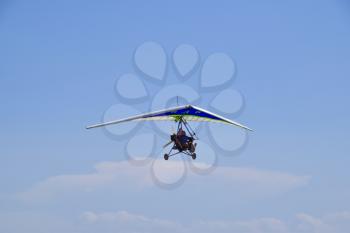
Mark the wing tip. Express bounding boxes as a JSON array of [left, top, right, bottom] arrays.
[[229, 122, 253, 131], [86, 124, 100, 130]]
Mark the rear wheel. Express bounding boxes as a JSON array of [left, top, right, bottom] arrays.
[[164, 154, 169, 160], [191, 153, 196, 160]]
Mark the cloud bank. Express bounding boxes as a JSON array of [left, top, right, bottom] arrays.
[[17, 160, 310, 203], [78, 210, 350, 233], [1, 210, 349, 233]]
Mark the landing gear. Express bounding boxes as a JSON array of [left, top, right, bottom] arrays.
[[163, 116, 199, 161], [191, 153, 196, 160], [164, 154, 169, 160]]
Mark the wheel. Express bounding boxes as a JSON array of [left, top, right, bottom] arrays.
[[191, 153, 196, 160], [164, 154, 169, 160]]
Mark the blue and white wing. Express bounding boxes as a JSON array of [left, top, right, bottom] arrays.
[[86, 105, 252, 131]]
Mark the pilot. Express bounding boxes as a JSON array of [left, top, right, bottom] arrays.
[[177, 128, 185, 137], [177, 128, 191, 148]]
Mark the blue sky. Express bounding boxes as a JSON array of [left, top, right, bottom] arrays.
[[1, 0, 350, 232]]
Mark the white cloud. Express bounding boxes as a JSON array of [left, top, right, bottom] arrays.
[[189, 217, 289, 233], [1, 210, 350, 233], [80, 210, 289, 233], [17, 160, 310, 203], [296, 213, 332, 233], [81, 211, 182, 232], [78, 210, 350, 233], [295, 211, 350, 233]]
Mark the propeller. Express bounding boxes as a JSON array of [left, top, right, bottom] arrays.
[[163, 140, 173, 148], [163, 125, 177, 148]]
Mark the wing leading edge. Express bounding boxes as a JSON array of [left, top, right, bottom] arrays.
[[86, 105, 252, 131]]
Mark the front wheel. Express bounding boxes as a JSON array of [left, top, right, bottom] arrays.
[[164, 154, 169, 160]]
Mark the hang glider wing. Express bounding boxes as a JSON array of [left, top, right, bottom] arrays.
[[86, 105, 252, 131]]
